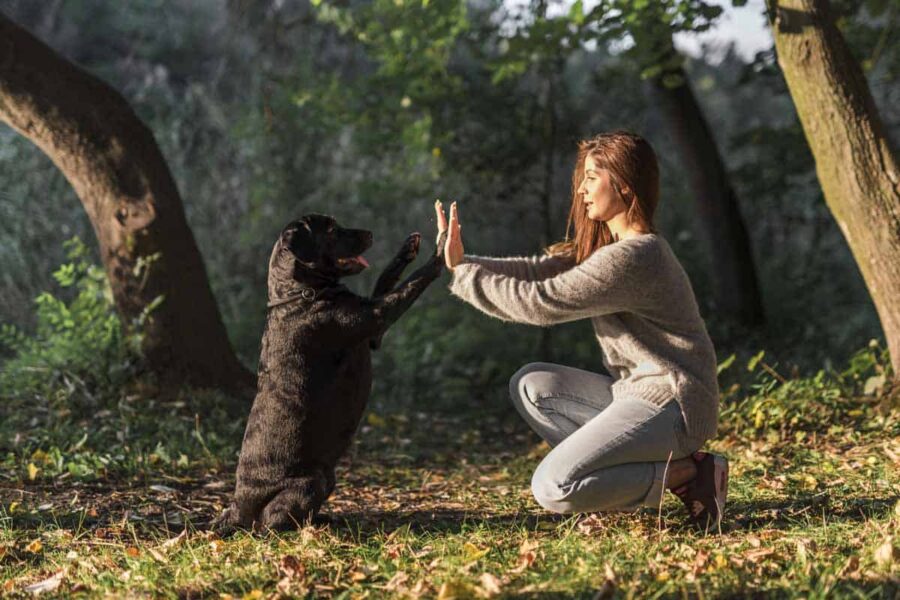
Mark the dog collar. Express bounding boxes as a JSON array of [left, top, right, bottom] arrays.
[[267, 287, 318, 309]]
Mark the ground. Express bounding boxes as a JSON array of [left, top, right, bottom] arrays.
[[1, 370, 898, 598]]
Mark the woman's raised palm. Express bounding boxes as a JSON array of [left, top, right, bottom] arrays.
[[435, 200, 464, 270]]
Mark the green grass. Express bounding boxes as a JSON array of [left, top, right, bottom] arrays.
[[1, 354, 898, 598]]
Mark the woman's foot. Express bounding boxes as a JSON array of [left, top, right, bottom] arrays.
[[671, 452, 728, 532]]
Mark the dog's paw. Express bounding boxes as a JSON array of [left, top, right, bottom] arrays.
[[434, 230, 448, 259], [400, 233, 421, 261]]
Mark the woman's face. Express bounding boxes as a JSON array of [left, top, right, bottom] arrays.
[[578, 155, 627, 222]]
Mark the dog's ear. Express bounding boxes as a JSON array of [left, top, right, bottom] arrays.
[[282, 219, 317, 263]]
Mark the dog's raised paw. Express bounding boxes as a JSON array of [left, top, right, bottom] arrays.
[[401, 233, 421, 261]]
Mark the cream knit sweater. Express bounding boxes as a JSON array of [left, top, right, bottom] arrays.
[[448, 233, 719, 442]]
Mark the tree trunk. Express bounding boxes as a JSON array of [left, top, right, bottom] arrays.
[[768, 0, 900, 376], [634, 28, 765, 326], [0, 12, 255, 392]]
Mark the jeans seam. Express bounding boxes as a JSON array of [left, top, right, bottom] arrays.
[[531, 391, 600, 411]]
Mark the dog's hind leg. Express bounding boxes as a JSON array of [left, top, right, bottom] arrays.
[[257, 470, 331, 532], [370, 233, 420, 350]]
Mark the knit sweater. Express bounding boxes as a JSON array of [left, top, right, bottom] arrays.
[[448, 233, 719, 442]]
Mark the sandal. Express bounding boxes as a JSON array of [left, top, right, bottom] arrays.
[[672, 451, 728, 532]]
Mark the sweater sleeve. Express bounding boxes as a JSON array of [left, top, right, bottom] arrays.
[[449, 241, 656, 326], [460, 253, 575, 281]]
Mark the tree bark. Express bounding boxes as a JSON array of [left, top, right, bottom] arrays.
[[634, 28, 765, 327], [768, 0, 900, 376], [0, 11, 255, 392]]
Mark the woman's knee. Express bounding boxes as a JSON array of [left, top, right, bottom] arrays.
[[508, 362, 556, 407], [530, 460, 577, 514]]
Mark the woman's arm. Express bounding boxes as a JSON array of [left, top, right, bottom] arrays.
[[449, 241, 658, 326], [460, 253, 575, 281]]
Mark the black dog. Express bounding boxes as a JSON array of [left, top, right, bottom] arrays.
[[216, 214, 445, 532]]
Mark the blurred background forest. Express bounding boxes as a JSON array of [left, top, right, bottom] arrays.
[[1, 0, 897, 408]]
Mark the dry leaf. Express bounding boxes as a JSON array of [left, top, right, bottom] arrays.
[[744, 547, 776, 563], [23, 569, 66, 595], [161, 529, 188, 550], [463, 542, 489, 562], [279, 555, 306, 580], [511, 539, 539, 573], [842, 555, 860, 576], [125, 547, 140, 558], [478, 572, 502, 597], [385, 571, 409, 591], [874, 538, 898, 567], [349, 570, 367, 582], [437, 580, 473, 600], [692, 549, 710, 575], [593, 563, 616, 599], [25, 539, 43, 554], [148, 547, 167, 563]]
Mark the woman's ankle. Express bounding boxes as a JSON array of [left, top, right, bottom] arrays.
[[664, 456, 698, 490]]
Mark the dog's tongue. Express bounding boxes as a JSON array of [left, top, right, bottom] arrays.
[[356, 255, 369, 268]]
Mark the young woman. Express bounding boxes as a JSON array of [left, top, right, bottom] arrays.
[[434, 131, 727, 529]]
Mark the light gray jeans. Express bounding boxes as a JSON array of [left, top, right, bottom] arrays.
[[509, 362, 702, 514]]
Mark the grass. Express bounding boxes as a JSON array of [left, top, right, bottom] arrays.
[[1, 354, 898, 599]]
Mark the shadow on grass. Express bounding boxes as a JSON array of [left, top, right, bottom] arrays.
[[722, 493, 899, 532]]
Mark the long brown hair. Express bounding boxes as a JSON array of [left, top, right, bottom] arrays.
[[546, 131, 659, 263]]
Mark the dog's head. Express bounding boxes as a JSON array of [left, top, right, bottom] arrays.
[[268, 214, 373, 294]]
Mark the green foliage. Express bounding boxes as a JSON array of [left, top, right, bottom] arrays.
[[719, 339, 896, 439], [0, 237, 138, 401]]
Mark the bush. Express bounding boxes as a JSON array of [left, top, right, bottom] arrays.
[[717, 340, 897, 440], [0, 237, 140, 404]]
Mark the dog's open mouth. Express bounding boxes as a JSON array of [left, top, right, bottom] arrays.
[[336, 255, 369, 269]]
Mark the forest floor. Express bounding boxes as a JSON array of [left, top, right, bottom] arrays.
[[1, 375, 898, 599]]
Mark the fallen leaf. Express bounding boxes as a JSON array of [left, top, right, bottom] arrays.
[[874, 537, 898, 567], [511, 539, 539, 573], [279, 555, 306, 580], [161, 529, 188, 550], [478, 572, 502, 597], [125, 547, 140, 558], [23, 569, 66, 595], [744, 547, 776, 563], [842, 555, 860, 576], [463, 542, 489, 562], [594, 563, 616, 599], [25, 539, 43, 554], [437, 580, 473, 600], [27, 463, 39, 481], [385, 571, 409, 591], [149, 484, 177, 494]]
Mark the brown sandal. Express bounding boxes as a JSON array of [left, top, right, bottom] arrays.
[[672, 451, 728, 533]]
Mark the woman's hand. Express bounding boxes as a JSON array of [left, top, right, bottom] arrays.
[[435, 200, 464, 270]]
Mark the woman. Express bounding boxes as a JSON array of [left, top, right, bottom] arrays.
[[434, 131, 727, 529]]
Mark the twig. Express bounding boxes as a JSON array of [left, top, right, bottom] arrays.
[[658, 450, 674, 532]]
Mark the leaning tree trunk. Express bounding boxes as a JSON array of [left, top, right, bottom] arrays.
[[631, 20, 765, 327], [645, 68, 766, 327], [0, 12, 255, 392], [768, 0, 900, 376]]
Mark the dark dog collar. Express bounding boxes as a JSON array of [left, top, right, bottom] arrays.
[[267, 287, 318, 309]]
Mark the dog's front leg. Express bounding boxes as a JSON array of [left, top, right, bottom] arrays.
[[369, 233, 421, 350], [330, 231, 447, 344], [372, 233, 420, 298]]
